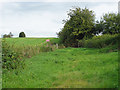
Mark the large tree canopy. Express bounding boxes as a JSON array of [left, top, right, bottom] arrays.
[[58, 7, 95, 47], [100, 13, 120, 34]]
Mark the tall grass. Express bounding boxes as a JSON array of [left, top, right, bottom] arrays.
[[2, 48, 118, 88], [2, 38, 65, 72], [3, 38, 65, 58]]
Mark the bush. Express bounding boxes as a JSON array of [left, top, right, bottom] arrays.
[[79, 34, 119, 48], [99, 44, 118, 53], [78, 40, 85, 47], [19, 32, 26, 37], [2, 39, 25, 71]]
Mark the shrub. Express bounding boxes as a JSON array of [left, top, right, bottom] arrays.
[[99, 44, 118, 53], [80, 34, 119, 48], [19, 32, 26, 37], [78, 40, 85, 47], [2, 39, 25, 71]]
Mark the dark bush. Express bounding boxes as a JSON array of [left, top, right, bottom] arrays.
[[19, 32, 26, 37]]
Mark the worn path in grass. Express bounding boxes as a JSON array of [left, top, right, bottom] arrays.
[[2, 48, 118, 88]]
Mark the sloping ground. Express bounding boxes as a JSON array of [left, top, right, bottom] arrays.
[[2, 48, 118, 88]]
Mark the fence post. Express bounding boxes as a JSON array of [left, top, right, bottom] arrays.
[[56, 44, 58, 49]]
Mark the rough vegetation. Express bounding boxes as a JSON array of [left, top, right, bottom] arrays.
[[2, 39, 25, 72], [58, 8, 95, 47], [2, 7, 119, 88], [2, 48, 118, 88], [78, 34, 119, 49], [58, 7, 120, 47], [2, 38, 65, 72]]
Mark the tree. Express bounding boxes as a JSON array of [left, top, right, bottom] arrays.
[[3, 34, 7, 38], [8, 32, 13, 37], [3, 32, 13, 38], [58, 7, 95, 47], [19, 32, 26, 37], [100, 13, 120, 34], [93, 20, 104, 35]]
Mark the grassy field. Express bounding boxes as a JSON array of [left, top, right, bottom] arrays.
[[2, 47, 118, 88], [3, 38, 62, 58], [5, 38, 59, 46]]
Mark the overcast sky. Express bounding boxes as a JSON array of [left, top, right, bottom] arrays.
[[0, 0, 119, 37]]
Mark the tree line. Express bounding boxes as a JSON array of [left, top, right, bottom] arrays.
[[3, 32, 26, 38], [57, 7, 120, 47]]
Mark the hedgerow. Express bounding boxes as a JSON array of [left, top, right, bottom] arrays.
[[2, 39, 25, 71]]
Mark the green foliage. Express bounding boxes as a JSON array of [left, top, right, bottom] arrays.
[[93, 20, 104, 35], [78, 39, 84, 47], [50, 38, 60, 44], [58, 10, 119, 47], [99, 44, 118, 53], [100, 13, 120, 34], [3, 32, 13, 38], [79, 34, 119, 49], [2, 39, 25, 71], [4, 38, 65, 58], [58, 7, 95, 47], [19, 32, 26, 37]]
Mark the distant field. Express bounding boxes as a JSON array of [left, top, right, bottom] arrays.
[[2, 48, 118, 88], [5, 38, 59, 46], [2, 38, 60, 58]]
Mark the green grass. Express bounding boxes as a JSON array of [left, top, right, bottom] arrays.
[[5, 38, 59, 46], [2, 47, 118, 88], [2, 38, 62, 58]]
